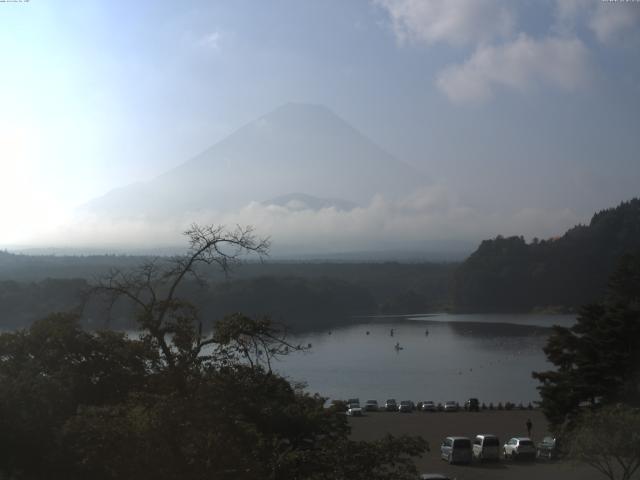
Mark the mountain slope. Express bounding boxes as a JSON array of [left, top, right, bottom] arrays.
[[82, 103, 429, 219]]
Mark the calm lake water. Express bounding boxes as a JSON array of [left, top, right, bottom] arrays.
[[272, 313, 575, 405]]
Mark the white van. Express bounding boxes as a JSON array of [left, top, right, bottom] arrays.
[[472, 434, 500, 461]]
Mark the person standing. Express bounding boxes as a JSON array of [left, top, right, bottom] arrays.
[[526, 418, 532, 437]]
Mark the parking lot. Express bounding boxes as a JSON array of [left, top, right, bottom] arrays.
[[348, 409, 606, 480]]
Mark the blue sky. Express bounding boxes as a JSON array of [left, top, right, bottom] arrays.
[[1, 0, 639, 249]]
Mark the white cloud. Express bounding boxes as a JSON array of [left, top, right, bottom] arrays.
[[552, 0, 591, 35], [375, 0, 514, 46], [552, 0, 640, 43], [199, 31, 221, 50], [436, 34, 591, 103], [555, 0, 590, 23], [36, 186, 579, 255], [589, 3, 640, 44], [374, 0, 640, 103]]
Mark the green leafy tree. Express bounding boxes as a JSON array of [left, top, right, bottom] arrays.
[[568, 405, 640, 480], [533, 253, 640, 429], [0, 313, 152, 479]]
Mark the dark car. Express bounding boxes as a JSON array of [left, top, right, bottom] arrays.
[[440, 436, 472, 464], [536, 436, 561, 460], [364, 400, 379, 412], [421, 401, 436, 412], [465, 398, 479, 412], [443, 401, 459, 412], [385, 399, 398, 411]]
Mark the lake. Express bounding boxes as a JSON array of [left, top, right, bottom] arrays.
[[272, 313, 575, 405]]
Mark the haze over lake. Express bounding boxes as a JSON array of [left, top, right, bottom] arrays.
[[275, 314, 575, 404]]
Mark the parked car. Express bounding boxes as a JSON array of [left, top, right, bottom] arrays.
[[440, 436, 472, 464], [443, 401, 459, 412], [503, 437, 535, 460], [385, 399, 398, 411], [346, 403, 363, 416], [472, 434, 500, 461], [348, 398, 360, 406], [364, 400, 379, 412], [419, 474, 453, 480], [398, 400, 413, 412], [465, 398, 480, 412], [536, 436, 561, 460], [421, 401, 436, 412]]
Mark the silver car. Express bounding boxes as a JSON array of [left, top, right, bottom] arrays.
[[503, 437, 535, 460], [346, 403, 363, 416]]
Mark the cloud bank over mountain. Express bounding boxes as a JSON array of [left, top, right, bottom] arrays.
[[48, 185, 580, 257], [35, 103, 582, 257]]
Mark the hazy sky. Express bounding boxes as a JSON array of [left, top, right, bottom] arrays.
[[1, 0, 639, 250]]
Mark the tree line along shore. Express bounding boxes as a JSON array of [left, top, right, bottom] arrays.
[[2, 198, 639, 333]]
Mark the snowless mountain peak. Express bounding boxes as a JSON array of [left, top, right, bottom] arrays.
[[82, 103, 429, 219]]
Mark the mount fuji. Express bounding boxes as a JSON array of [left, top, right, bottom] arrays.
[[81, 103, 430, 220]]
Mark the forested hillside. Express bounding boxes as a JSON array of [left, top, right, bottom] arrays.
[[453, 199, 640, 312], [0, 260, 454, 332], [2, 199, 639, 328]]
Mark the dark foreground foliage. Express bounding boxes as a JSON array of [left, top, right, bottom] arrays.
[[0, 314, 426, 480], [533, 252, 640, 429], [0, 225, 426, 480], [567, 405, 640, 480]]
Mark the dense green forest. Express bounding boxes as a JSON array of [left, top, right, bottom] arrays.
[[453, 198, 640, 312], [0, 260, 454, 332], [1, 198, 639, 330]]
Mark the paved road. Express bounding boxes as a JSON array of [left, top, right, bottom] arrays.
[[348, 409, 610, 480]]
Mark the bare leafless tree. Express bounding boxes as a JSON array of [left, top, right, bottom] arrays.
[[88, 224, 304, 374]]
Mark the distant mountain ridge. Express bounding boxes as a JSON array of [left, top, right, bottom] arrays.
[[81, 103, 429, 219], [453, 198, 640, 312]]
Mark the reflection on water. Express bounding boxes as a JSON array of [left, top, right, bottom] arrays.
[[273, 313, 575, 404], [409, 312, 575, 328]]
